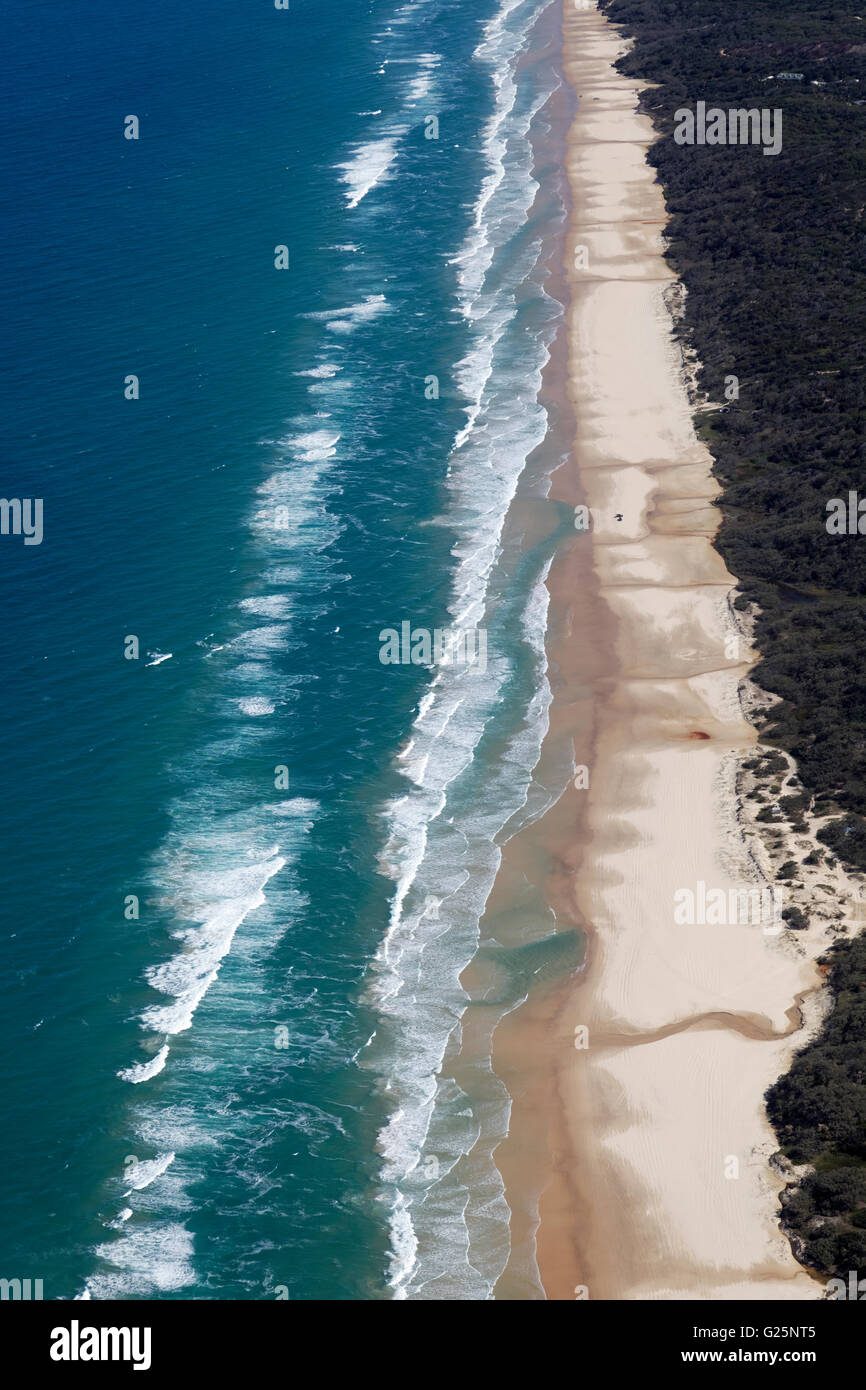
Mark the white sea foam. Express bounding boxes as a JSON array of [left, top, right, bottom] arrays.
[[303, 294, 389, 334], [139, 853, 286, 1036], [309, 378, 352, 394], [123, 1152, 176, 1194], [338, 136, 402, 208], [294, 364, 340, 378], [99, 801, 320, 1293], [239, 595, 291, 618], [386, 0, 435, 28], [386, 1191, 418, 1298], [106, 1208, 133, 1228], [285, 429, 341, 462], [405, 53, 440, 104], [231, 625, 290, 656], [145, 652, 173, 667], [87, 1223, 196, 1297], [237, 697, 275, 716], [118, 1044, 170, 1084]]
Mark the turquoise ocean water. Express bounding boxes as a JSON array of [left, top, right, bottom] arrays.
[[0, 0, 574, 1299]]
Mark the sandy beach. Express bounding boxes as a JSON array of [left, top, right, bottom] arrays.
[[492, 0, 839, 1301]]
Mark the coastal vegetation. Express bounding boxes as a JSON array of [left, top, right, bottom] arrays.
[[602, 0, 866, 1274], [767, 933, 866, 1273]]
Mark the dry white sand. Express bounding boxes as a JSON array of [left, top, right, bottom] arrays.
[[555, 1, 829, 1300]]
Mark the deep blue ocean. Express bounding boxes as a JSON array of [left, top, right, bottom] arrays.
[[0, 0, 573, 1299]]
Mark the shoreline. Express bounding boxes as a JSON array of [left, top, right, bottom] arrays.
[[491, 0, 833, 1300]]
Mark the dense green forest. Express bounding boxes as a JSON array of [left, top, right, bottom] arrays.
[[767, 935, 866, 1272], [600, 0, 866, 1276]]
